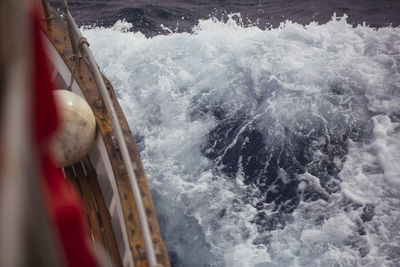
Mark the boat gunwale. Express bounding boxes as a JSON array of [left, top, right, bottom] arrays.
[[39, 5, 170, 267]]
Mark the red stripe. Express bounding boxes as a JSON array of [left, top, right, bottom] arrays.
[[31, 6, 97, 267]]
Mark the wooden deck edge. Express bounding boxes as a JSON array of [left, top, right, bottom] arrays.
[[40, 6, 170, 267]]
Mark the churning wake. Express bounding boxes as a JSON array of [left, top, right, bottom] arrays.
[[83, 15, 400, 266]]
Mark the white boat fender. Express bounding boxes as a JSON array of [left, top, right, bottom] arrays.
[[51, 89, 96, 167]]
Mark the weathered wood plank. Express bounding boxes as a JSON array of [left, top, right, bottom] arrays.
[[63, 165, 94, 244], [73, 162, 106, 250], [83, 157, 123, 267]]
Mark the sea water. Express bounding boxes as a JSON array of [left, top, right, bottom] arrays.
[[82, 15, 400, 266]]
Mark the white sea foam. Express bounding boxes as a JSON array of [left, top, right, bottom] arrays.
[[83, 15, 400, 266]]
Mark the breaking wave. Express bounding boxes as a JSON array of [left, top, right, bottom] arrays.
[[83, 15, 400, 266]]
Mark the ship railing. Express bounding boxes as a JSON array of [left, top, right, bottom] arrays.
[[41, 0, 159, 266]]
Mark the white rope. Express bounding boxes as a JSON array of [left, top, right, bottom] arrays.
[[61, 1, 159, 266]]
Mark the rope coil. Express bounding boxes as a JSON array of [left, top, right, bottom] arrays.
[[77, 36, 89, 50]]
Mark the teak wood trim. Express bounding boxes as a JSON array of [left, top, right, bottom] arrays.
[[64, 162, 123, 267], [83, 157, 124, 267], [73, 162, 106, 250], [40, 7, 170, 267]]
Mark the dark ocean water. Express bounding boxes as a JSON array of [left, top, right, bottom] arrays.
[[53, 0, 400, 35], [53, 1, 400, 266]]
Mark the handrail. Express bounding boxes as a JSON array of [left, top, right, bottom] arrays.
[[60, 1, 159, 266]]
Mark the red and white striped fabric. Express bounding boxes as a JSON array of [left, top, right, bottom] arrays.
[[1, 2, 98, 266]]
